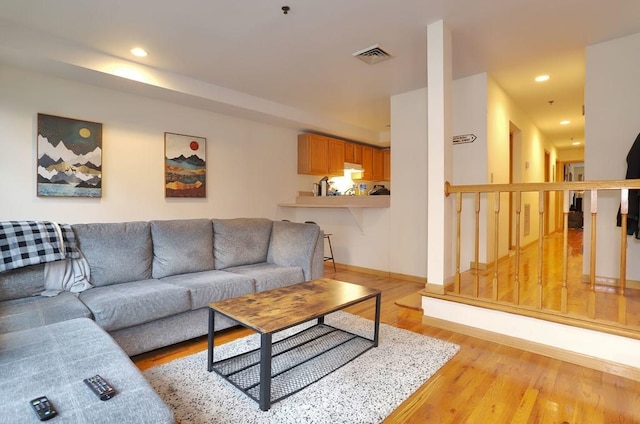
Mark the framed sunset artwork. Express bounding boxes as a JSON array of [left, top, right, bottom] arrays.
[[164, 132, 206, 198]]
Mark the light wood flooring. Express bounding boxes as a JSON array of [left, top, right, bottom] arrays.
[[455, 228, 640, 326], [133, 263, 640, 423]]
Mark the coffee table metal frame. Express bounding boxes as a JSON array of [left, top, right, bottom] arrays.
[[207, 279, 381, 411]]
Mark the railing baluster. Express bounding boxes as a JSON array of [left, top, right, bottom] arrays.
[[589, 190, 597, 319], [493, 191, 500, 301], [514, 191, 521, 305], [619, 188, 628, 324], [474, 192, 480, 298], [562, 190, 569, 314], [455, 192, 462, 294], [537, 190, 544, 309]]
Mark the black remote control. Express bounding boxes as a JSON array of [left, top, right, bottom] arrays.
[[83, 375, 116, 401], [30, 396, 57, 421]]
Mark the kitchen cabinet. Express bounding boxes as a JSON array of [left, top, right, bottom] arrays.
[[354, 144, 363, 164], [328, 138, 345, 175], [298, 132, 389, 180], [383, 149, 391, 180], [361, 146, 373, 180], [298, 133, 345, 176], [372, 148, 384, 181], [344, 142, 362, 165], [298, 133, 329, 175], [359, 146, 387, 181]]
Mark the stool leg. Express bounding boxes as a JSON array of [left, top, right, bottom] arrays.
[[326, 234, 336, 272]]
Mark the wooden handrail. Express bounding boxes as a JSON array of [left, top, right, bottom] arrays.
[[445, 179, 640, 195]]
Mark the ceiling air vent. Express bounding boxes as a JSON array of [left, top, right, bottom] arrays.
[[352, 44, 393, 65]]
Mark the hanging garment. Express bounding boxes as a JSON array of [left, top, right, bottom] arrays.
[[617, 132, 640, 237]]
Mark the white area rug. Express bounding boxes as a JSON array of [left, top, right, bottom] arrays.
[[143, 312, 459, 424]]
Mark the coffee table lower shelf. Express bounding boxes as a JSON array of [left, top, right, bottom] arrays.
[[210, 323, 375, 407]]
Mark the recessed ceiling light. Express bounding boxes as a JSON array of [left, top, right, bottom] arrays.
[[535, 75, 550, 82], [131, 47, 148, 58], [560, 120, 570, 125], [572, 141, 581, 146]]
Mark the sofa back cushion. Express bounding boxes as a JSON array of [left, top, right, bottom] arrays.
[[213, 218, 273, 270], [268, 221, 321, 281], [150, 219, 215, 278], [73, 221, 152, 286], [0, 264, 45, 301]]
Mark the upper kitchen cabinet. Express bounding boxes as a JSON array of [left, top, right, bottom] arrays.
[[361, 145, 373, 180], [383, 148, 391, 181], [344, 142, 362, 165], [298, 133, 328, 175], [360, 145, 388, 181], [328, 138, 345, 175], [298, 133, 344, 176], [298, 132, 390, 180], [372, 148, 384, 181]]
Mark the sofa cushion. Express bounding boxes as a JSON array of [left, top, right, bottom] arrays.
[[0, 318, 174, 424], [213, 218, 273, 270], [0, 263, 45, 302], [0, 292, 92, 334], [151, 219, 215, 278], [268, 220, 321, 280], [161, 270, 255, 310], [225, 263, 304, 292], [73, 221, 153, 286], [79, 280, 190, 332]]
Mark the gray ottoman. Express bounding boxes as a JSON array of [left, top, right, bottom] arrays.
[[0, 318, 174, 423]]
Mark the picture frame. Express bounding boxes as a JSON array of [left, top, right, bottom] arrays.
[[37, 113, 102, 197], [164, 132, 206, 198]]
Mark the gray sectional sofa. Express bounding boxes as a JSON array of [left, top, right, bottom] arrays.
[[0, 218, 324, 423]]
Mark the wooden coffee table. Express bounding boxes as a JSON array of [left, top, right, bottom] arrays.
[[207, 278, 381, 411]]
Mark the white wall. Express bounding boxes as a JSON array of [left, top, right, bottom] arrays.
[[0, 65, 303, 223], [584, 32, 640, 280], [389, 88, 428, 278], [0, 64, 396, 272], [387, 75, 488, 279], [452, 74, 489, 269], [388, 73, 550, 277]]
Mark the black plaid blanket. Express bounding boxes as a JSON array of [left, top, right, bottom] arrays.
[[0, 221, 81, 273]]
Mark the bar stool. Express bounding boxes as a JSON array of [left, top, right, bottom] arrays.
[[305, 221, 336, 271]]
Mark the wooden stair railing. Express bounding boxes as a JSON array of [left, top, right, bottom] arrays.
[[439, 179, 640, 340]]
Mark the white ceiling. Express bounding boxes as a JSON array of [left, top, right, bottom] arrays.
[[1, 0, 639, 148]]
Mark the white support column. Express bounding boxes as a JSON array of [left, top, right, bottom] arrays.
[[426, 20, 453, 291]]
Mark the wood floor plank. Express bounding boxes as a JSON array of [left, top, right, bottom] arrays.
[[510, 387, 539, 424]]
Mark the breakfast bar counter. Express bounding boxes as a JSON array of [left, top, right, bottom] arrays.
[[278, 195, 390, 209]]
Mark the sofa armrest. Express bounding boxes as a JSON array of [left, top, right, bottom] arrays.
[[267, 221, 323, 281]]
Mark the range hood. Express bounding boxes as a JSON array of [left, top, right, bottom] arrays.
[[344, 162, 364, 172]]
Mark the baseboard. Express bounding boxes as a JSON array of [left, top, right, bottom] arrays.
[[333, 263, 391, 277], [421, 311, 640, 382], [469, 261, 488, 270], [389, 272, 426, 284], [580, 274, 640, 290], [334, 263, 426, 284]]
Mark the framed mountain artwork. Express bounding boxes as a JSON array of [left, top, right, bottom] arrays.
[[164, 132, 206, 198], [37, 113, 103, 197]]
